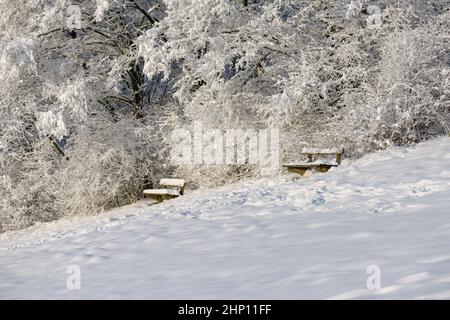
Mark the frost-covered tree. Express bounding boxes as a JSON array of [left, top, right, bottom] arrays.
[[0, 0, 173, 231], [137, 0, 449, 179], [0, 0, 449, 231]]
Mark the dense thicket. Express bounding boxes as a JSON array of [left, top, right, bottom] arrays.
[[0, 0, 448, 231]]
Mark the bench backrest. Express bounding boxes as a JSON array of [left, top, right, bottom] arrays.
[[160, 178, 186, 195], [301, 147, 344, 164]]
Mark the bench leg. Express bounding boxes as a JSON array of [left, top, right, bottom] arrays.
[[287, 167, 309, 176], [314, 166, 332, 173], [145, 194, 180, 203], [286, 166, 333, 176], [146, 195, 164, 203], [162, 194, 179, 201]]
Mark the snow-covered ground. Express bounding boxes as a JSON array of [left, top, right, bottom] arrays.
[[1, 137, 449, 299]]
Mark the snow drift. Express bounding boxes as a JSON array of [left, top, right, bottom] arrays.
[[0, 137, 449, 299]]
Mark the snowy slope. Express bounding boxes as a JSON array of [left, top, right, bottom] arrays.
[[0, 137, 449, 299]]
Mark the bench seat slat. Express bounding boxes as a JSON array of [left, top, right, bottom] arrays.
[[301, 147, 343, 155], [283, 160, 339, 168], [143, 189, 181, 196], [160, 178, 185, 188]]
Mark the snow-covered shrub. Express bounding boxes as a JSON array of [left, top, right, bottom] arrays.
[[0, 0, 449, 231], [0, 0, 172, 232], [362, 18, 450, 149]]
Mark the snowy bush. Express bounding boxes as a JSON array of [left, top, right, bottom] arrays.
[[0, 0, 449, 231]]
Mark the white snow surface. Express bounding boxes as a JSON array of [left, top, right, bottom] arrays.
[[1, 137, 450, 299]]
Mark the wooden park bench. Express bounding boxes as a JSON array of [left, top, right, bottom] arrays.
[[282, 147, 344, 176], [143, 178, 186, 203]]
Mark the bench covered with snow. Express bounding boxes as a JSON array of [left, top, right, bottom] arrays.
[[283, 147, 344, 176], [143, 178, 186, 203]]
